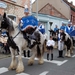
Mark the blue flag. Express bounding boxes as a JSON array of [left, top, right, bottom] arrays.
[[69, 30, 75, 37]]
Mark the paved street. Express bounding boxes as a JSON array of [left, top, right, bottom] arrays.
[[0, 49, 75, 75]]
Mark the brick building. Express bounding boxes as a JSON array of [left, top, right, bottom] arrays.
[[63, 0, 75, 25], [0, 0, 31, 23]]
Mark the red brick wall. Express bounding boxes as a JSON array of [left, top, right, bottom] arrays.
[[71, 10, 75, 25], [39, 3, 66, 19], [0, 0, 30, 23]]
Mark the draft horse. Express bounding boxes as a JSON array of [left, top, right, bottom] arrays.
[[60, 32, 73, 57], [0, 13, 47, 73]]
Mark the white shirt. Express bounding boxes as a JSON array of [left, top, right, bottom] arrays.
[[46, 40, 55, 47]]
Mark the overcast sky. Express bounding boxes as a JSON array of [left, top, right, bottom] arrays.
[[32, 0, 75, 5], [68, 0, 75, 5]]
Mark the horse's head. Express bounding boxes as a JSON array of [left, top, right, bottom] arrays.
[[0, 13, 14, 32], [49, 29, 56, 36]]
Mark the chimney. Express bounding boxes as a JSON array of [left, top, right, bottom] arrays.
[[70, 1, 73, 5]]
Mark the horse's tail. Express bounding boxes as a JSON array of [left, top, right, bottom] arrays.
[[37, 44, 41, 58]]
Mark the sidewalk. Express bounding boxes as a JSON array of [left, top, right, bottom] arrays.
[[0, 53, 11, 59]]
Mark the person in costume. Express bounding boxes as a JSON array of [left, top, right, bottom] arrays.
[[19, 5, 38, 48], [54, 25, 59, 32], [65, 21, 73, 35], [60, 21, 65, 31], [57, 29, 64, 58]]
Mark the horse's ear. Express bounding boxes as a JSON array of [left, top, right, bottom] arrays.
[[3, 12, 6, 18]]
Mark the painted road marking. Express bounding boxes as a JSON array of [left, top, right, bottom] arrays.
[[0, 67, 8, 74], [16, 56, 68, 66], [72, 55, 75, 57], [16, 73, 30, 75], [39, 71, 49, 75]]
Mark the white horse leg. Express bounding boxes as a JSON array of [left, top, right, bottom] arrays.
[[9, 48, 17, 70], [67, 50, 71, 57], [38, 56, 44, 65], [70, 49, 73, 54], [28, 49, 36, 66], [65, 47, 68, 57], [16, 49, 24, 73], [38, 48, 44, 65]]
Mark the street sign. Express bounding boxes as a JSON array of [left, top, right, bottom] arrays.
[[0, 1, 7, 8]]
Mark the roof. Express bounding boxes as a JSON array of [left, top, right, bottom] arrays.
[[63, 0, 75, 11], [32, 0, 70, 19]]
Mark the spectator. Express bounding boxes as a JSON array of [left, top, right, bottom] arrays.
[[1, 31, 10, 54], [46, 36, 55, 60]]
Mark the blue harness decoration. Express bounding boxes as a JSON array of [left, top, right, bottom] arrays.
[[19, 15, 38, 31], [38, 24, 45, 34]]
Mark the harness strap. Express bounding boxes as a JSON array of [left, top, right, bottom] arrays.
[[13, 31, 20, 39]]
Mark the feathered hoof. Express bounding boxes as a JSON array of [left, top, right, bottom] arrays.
[[67, 55, 71, 58], [8, 65, 16, 70], [16, 67, 24, 73], [28, 59, 34, 66], [65, 53, 68, 57], [38, 60, 44, 65]]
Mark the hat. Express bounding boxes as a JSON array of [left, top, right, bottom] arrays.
[[1, 32, 7, 37], [24, 5, 29, 13], [68, 21, 72, 24], [61, 21, 64, 24]]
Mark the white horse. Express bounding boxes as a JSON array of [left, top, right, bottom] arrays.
[[0, 13, 47, 73]]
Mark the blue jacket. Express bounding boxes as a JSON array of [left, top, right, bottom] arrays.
[[65, 26, 73, 34], [60, 26, 65, 31], [54, 28, 59, 32]]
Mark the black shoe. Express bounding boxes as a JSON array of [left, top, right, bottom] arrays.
[[51, 54, 53, 60], [61, 56, 64, 58]]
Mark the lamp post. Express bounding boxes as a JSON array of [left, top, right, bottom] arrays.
[[36, 0, 38, 20], [49, 22, 53, 30]]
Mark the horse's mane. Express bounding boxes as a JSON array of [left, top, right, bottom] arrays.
[[8, 18, 18, 28], [64, 31, 71, 40]]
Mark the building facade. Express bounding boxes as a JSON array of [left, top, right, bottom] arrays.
[[32, 0, 70, 19], [63, 0, 75, 25], [0, 0, 31, 23]]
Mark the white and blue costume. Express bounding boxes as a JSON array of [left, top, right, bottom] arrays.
[[65, 26, 73, 35], [60, 25, 65, 31], [38, 24, 45, 34], [54, 28, 59, 32]]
